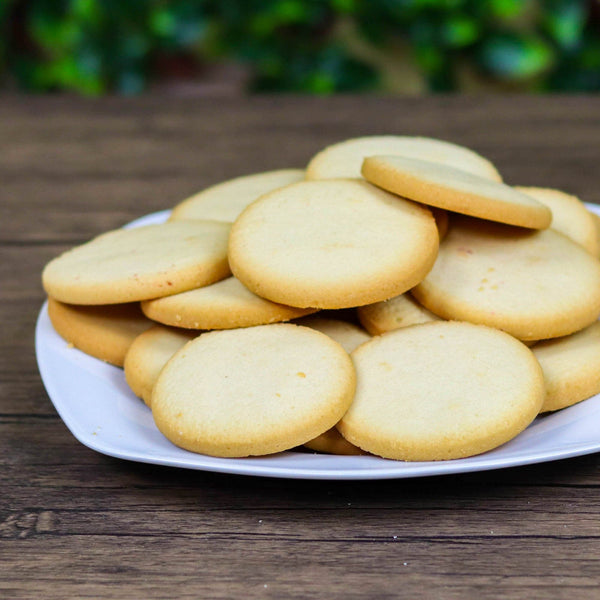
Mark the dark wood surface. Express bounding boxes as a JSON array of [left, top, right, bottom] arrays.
[[2, 95, 600, 599]]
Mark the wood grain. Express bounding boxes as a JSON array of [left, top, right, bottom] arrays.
[[2, 95, 600, 599]]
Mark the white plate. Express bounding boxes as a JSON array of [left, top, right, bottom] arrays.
[[36, 207, 600, 480]]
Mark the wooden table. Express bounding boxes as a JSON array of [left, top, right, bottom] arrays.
[[2, 96, 600, 599]]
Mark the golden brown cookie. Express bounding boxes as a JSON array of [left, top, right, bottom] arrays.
[[142, 276, 316, 330], [152, 324, 356, 457], [169, 169, 305, 223], [412, 215, 600, 341], [533, 321, 600, 412], [47, 297, 153, 367], [357, 293, 440, 336], [516, 186, 599, 255], [43, 221, 231, 304], [229, 179, 439, 309], [362, 155, 551, 229], [124, 325, 198, 407], [338, 321, 545, 461], [306, 136, 502, 181]]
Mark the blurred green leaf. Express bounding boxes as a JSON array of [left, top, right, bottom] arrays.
[[477, 33, 555, 79], [2, 0, 599, 94], [442, 15, 479, 47], [542, 0, 586, 50]]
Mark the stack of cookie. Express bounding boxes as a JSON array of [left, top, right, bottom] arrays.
[[41, 135, 600, 461]]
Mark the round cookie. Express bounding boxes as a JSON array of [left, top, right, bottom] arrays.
[[141, 276, 316, 330], [515, 187, 599, 255], [412, 215, 600, 341], [303, 428, 366, 456], [229, 179, 439, 309], [358, 293, 440, 336], [47, 297, 153, 367], [169, 169, 305, 223], [124, 325, 198, 407], [533, 321, 600, 413], [338, 321, 545, 461], [43, 221, 231, 305], [151, 324, 356, 457], [306, 136, 502, 182], [296, 316, 371, 353], [362, 155, 551, 229]]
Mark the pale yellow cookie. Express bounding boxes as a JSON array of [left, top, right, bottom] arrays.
[[296, 316, 369, 455], [306, 136, 502, 182], [357, 293, 440, 336], [229, 179, 439, 309], [47, 297, 153, 367], [362, 155, 551, 229], [303, 428, 366, 456], [152, 324, 356, 457], [413, 216, 600, 341], [296, 316, 371, 353], [533, 321, 600, 412], [515, 187, 599, 255], [338, 321, 545, 461], [124, 325, 198, 407], [43, 221, 231, 305], [169, 169, 305, 223], [141, 276, 316, 330]]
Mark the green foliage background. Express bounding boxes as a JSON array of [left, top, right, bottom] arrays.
[[1, 0, 599, 94]]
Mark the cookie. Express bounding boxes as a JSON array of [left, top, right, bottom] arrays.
[[296, 316, 371, 353], [306, 136, 502, 182], [47, 297, 153, 367], [151, 324, 356, 457], [533, 321, 600, 412], [303, 427, 366, 456], [124, 325, 198, 406], [357, 293, 439, 336], [229, 179, 439, 309], [362, 155, 551, 229], [338, 321, 545, 461], [592, 211, 600, 258], [169, 169, 305, 223], [141, 276, 316, 330], [412, 215, 600, 340], [296, 316, 369, 455], [43, 221, 231, 305], [515, 187, 599, 255]]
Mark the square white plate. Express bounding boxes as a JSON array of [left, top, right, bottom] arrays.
[[35, 207, 600, 480]]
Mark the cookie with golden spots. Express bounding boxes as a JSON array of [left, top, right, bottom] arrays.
[[43, 221, 231, 304], [152, 324, 356, 457], [338, 321, 544, 461], [142, 276, 316, 330], [412, 215, 600, 341]]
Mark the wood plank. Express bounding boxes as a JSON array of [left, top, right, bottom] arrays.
[[2, 96, 599, 242], [1, 537, 599, 600], [3, 96, 600, 599]]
